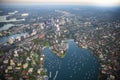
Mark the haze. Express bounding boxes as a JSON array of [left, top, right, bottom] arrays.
[[0, 0, 120, 6]]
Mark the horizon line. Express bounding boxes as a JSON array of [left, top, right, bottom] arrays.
[[0, 3, 120, 7]]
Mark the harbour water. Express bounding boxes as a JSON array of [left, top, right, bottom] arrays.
[[0, 24, 14, 31], [44, 40, 100, 80], [0, 33, 27, 44]]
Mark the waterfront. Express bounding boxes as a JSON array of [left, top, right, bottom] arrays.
[[0, 24, 14, 31], [44, 40, 100, 80], [0, 33, 27, 44]]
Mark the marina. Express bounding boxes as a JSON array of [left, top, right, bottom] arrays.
[[44, 40, 100, 80]]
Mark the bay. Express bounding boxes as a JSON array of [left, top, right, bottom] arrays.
[[44, 40, 100, 80]]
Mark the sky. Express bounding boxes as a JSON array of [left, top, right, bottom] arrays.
[[0, 0, 120, 6]]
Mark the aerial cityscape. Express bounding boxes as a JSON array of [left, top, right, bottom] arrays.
[[0, 0, 120, 80]]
